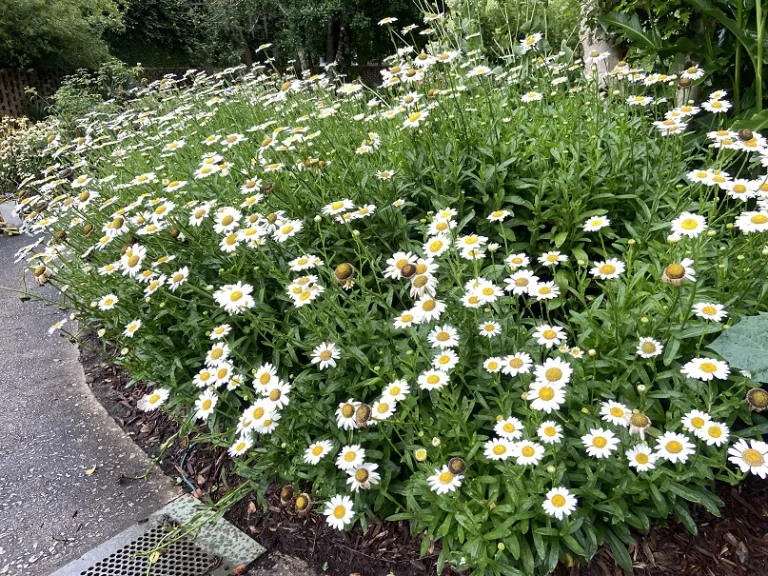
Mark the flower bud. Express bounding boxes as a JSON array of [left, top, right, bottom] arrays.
[[447, 457, 466, 475], [431, 436, 441, 447], [280, 485, 294, 505]]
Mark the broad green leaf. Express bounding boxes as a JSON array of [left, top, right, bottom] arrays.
[[599, 11, 661, 51], [708, 313, 768, 382]]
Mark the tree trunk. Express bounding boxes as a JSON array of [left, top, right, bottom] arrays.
[[579, 0, 621, 80], [325, 14, 340, 65]]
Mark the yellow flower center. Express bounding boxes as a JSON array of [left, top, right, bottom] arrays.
[[422, 300, 436, 311], [269, 389, 281, 402], [429, 239, 443, 252], [635, 453, 649, 464], [344, 451, 357, 462], [253, 407, 265, 419], [127, 255, 140, 267], [415, 263, 428, 274], [665, 263, 685, 279], [551, 494, 566, 507], [400, 314, 414, 323], [700, 362, 718, 373], [733, 184, 747, 193], [427, 375, 440, 384], [544, 426, 556, 437], [341, 404, 354, 418], [390, 386, 401, 396], [751, 214, 768, 225], [355, 469, 369, 482], [539, 387, 555, 401], [408, 112, 422, 123], [521, 446, 535, 458], [708, 426, 722, 438], [701, 305, 717, 316], [711, 101, 723, 109], [201, 399, 212, 410], [592, 436, 607, 448], [610, 407, 624, 418], [229, 291, 243, 302], [743, 449, 765, 466], [641, 342, 657, 354], [538, 286, 552, 295], [436, 332, 449, 342], [493, 445, 506, 455], [468, 295, 480, 304], [666, 441, 683, 453], [599, 264, 616, 275], [211, 349, 223, 360], [333, 505, 346, 519], [545, 368, 562, 382], [259, 374, 271, 385], [542, 329, 557, 340], [438, 471, 454, 484], [312, 445, 323, 456], [221, 215, 234, 226], [487, 361, 499, 370], [319, 350, 332, 360], [149, 394, 160, 404]]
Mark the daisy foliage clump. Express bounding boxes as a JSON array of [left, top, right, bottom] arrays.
[[8, 13, 768, 576]]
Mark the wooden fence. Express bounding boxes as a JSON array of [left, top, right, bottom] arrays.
[[0, 69, 62, 118]]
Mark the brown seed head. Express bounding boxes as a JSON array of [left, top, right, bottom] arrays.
[[747, 388, 768, 412], [335, 263, 355, 281], [447, 457, 466, 475]]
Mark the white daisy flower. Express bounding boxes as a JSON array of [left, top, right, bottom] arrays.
[[418, 369, 449, 391], [427, 324, 459, 349], [626, 444, 657, 471], [495, 417, 524, 440], [346, 462, 381, 491], [655, 431, 695, 464], [582, 428, 620, 458], [323, 495, 354, 530], [728, 439, 768, 478], [637, 337, 663, 358], [138, 388, 170, 412], [311, 342, 341, 370], [537, 421, 563, 444], [484, 438, 515, 461], [600, 401, 631, 427], [681, 357, 730, 381], [542, 487, 577, 520], [590, 258, 626, 280], [304, 440, 333, 465], [427, 466, 463, 494], [692, 302, 727, 322], [194, 389, 218, 420], [501, 352, 533, 376], [432, 350, 459, 371], [533, 324, 567, 349], [336, 444, 365, 471]]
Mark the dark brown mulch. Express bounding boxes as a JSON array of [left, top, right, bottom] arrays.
[[79, 333, 768, 576]]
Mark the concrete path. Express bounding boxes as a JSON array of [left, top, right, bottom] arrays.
[[0, 233, 179, 575]]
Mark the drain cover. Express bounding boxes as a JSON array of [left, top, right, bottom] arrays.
[[51, 494, 264, 576]]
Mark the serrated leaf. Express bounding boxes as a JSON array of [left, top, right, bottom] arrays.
[[708, 313, 768, 382]]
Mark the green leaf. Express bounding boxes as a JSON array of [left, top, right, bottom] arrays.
[[672, 500, 698, 535], [605, 529, 634, 572], [562, 534, 586, 556], [599, 11, 661, 51], [708, 313, 768, 382], [668, 483, 723, 516], [685, 0, 757, 67]]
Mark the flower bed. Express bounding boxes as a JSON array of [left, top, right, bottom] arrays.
[[10, 15, 768, 576]]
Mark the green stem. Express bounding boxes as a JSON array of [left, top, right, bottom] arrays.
[[757, 0, 765, 112]]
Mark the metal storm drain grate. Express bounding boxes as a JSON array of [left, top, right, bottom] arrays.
[[78, 524, 220, 576], [52, 495, 264, 576]]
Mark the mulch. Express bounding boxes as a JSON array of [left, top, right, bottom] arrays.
[[78, 333, 768, 576]]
